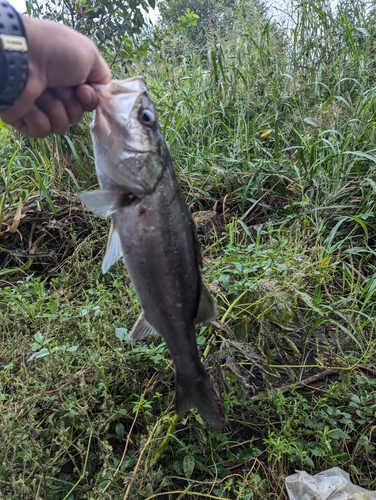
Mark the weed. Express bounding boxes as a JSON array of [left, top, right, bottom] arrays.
[[1, 0, 376, 497]]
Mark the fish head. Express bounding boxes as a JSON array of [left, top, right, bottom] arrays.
[[91, 77, 165, 195]]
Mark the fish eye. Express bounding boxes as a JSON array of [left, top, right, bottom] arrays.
[[139, 109, 155, 127]]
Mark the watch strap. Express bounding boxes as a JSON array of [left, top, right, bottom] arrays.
[[0, 1, 28, 111]]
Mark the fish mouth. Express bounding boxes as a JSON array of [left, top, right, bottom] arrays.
[[91, 76, 146, 96], [92, 78, 149, 133]]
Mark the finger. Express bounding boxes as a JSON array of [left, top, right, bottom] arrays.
[[35, 89, 71, 135], [52, 87, 84, 125], [0, 75, 44, 125], [75, 84, 99, 112], [3, 104, 51, 138]]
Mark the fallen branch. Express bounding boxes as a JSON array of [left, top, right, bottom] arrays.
[[248, 368, 339, 403]]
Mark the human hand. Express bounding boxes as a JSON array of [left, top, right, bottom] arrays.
[[0, 16, 111, 137]]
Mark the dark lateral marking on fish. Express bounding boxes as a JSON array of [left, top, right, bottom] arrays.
[[111, 88, 134, 95]]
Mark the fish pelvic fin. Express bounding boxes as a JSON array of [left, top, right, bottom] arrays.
[[175, 369, 224, 431], [130, 312, 158, 340], [102, 223, 123, 273], [195, 282, 217, 324], [80, 190, 135, 218]]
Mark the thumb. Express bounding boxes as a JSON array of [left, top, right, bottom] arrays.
[[75, 84, 99, 112], [87, 53, 112, 85]]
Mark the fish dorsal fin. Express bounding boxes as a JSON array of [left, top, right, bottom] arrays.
[[102, 224, 123, 273], [195, 282, 217, 324], [130, 312, 158, 340], [80, 190, 135, 218]]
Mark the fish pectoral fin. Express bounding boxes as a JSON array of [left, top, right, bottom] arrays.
[[195, 282, 217, 324], [130, 312, 158, 340], [102, 224, 123, 273], [80, 190, 135, 218]]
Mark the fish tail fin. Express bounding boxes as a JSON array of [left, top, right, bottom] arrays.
[[175, 369, 224, 431]]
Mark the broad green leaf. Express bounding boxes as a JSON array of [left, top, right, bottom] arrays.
[[183, 454, 195, 479]]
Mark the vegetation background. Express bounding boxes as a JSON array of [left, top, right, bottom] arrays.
[[1, 0, 376, 498]]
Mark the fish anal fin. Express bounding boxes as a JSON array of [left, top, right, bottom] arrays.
[[102, 224, 123, 274], [130, 312, 158, 340], [80, 190, 136, 218], [195, 282, 217, 324]]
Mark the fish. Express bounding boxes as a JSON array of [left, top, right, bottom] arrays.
[[80, 77, 224, 430]]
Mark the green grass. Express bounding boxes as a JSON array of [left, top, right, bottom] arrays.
[[1, 0, 376, 498]]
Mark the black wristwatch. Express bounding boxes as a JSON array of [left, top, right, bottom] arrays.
[[0, 1, 28, 111]]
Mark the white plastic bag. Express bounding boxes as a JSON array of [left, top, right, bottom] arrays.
[[285, 467, 376, 500]]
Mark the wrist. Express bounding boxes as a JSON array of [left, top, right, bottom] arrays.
[[0, 2, 29, 110], [0, 16, 48, 119]]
